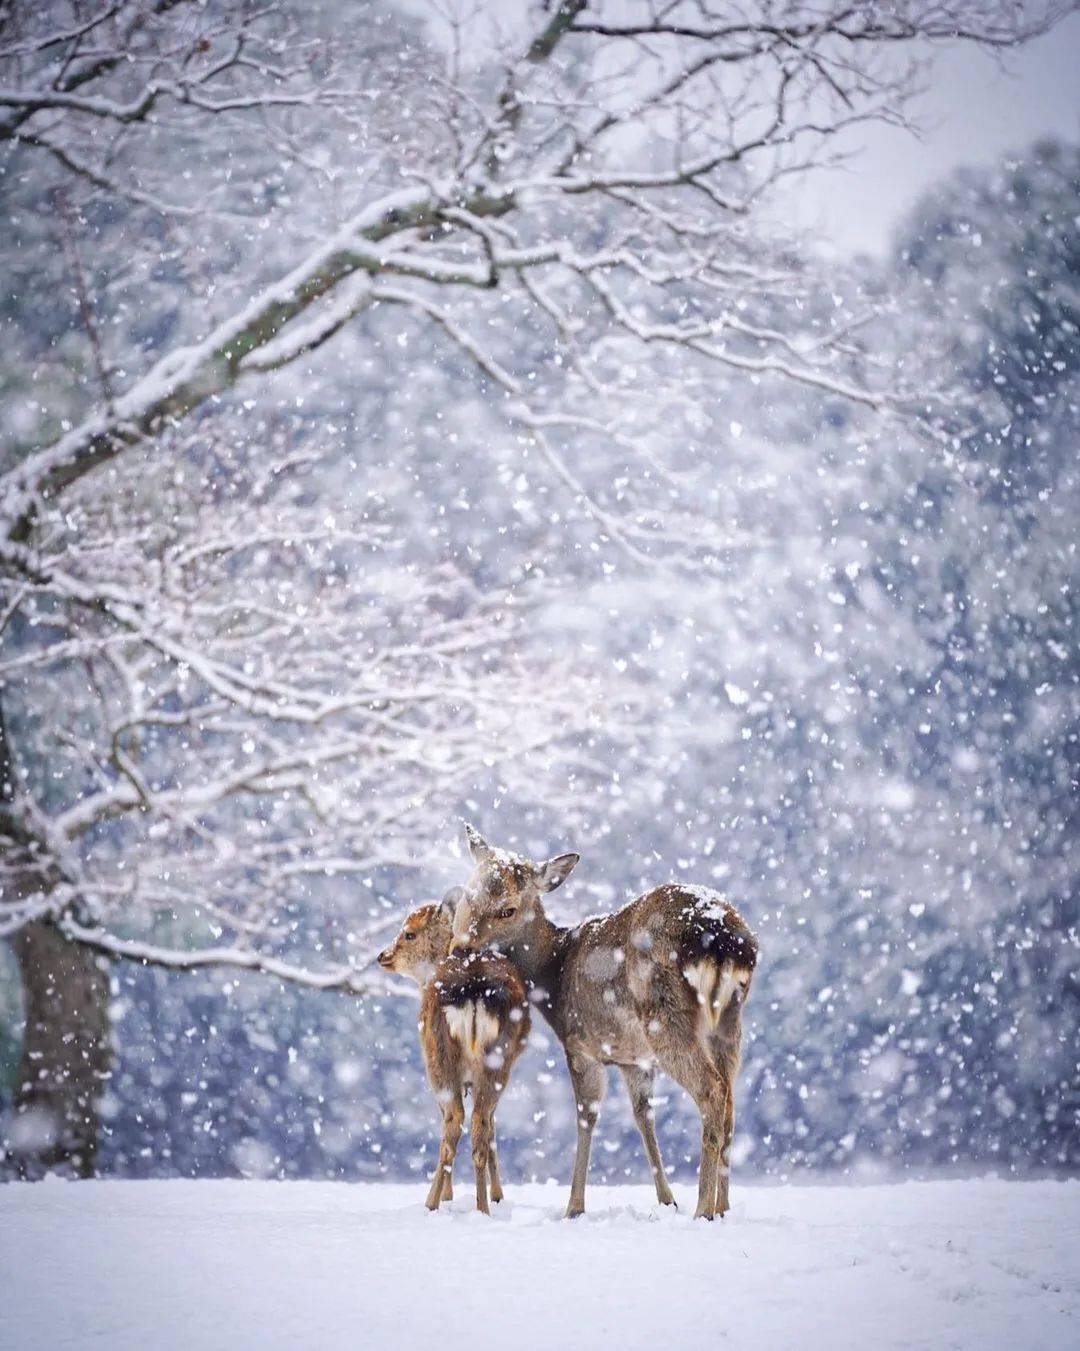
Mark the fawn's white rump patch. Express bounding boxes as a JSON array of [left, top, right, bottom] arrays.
[[444, 1001, 501, 1057]]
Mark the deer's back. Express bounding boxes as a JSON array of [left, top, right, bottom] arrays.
[[554, 884, 757, 1063]]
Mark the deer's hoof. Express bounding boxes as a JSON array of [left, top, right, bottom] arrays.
[[565, 1205, 585, 1219]]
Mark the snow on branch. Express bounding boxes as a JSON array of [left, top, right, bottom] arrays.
[[4, 1, 1052, 539], [0, 427, 617, 966], [58, 917, 410, 999]]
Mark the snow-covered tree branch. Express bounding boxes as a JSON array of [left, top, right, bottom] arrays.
[[3, 1, 1060, 540], [1, 431, 610, 973]]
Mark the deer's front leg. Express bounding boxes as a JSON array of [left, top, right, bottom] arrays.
[[426, 1090, 464, 1210], [565, 1052, 606, 1218]]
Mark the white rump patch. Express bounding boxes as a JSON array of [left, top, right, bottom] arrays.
[[683, 959, 749, 1029], [444, 1001, 501, 1057]]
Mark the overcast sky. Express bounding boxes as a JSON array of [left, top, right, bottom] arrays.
[[797, 11, 1080, 257]]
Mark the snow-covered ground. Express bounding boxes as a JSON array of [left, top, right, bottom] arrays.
[[2, 1178, 1076, 1350]]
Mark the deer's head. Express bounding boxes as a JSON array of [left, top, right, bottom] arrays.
[[450, 824, 579, 954], [377, 893, 460, 984]]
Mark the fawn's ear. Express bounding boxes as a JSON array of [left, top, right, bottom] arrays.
[[537, 852, 580, 893], [464, 822, 493, 863], [439, 886, 466, 918]]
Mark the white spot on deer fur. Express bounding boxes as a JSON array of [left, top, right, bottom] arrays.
[[584, 947, 619, 980]]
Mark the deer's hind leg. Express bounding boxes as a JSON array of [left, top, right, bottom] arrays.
[[710, 1012, 743, 1217], [641, 982, 730, 1219], [693, 1072, 730, 1220], [425, 1089, 464, 1210], [715, 1084, 735, 1217], [470, 1078, 500, 1215], [488, 1127, 503, 1203], [619, 1064, 675, 1207]]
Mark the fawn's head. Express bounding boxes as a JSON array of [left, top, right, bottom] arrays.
[[450, 824, 579, 955], [377, 896, 459, 983]]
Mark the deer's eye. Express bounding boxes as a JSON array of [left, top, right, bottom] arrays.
[[404, 932, 417, 941], [496, 907, 517, 920]]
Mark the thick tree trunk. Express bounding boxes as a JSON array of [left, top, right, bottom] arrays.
[[4, 918, 111, 1178], [3, 501, 113, 1178]]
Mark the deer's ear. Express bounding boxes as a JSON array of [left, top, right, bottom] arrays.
[[464, 822, 493, 862], [439, 886, 466, 918], [538, 852, 579, 892]]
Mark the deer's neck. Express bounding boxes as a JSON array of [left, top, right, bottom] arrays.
[[511, 910, 571, 1030]]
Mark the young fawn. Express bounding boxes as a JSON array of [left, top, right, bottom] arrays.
[[450, 825, 758, 1220], [378, 895, 530, 1214]]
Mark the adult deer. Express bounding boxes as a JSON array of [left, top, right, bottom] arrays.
[[450, 826, 758, 1219], [378, 896, 530, 1214]]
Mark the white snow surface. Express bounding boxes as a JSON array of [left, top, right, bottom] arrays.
[[2, 1178, 1076, 1350]]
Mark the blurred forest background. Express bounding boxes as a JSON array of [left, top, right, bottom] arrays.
[[1, 1, 1077, 1186]]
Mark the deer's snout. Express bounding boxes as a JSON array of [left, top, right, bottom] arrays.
[[449, 898, 478, 955], [377, 947, 394, 968]]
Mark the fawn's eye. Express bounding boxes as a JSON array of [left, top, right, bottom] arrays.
[[404, 932, 417, 941], [496, 907, 517, 920]]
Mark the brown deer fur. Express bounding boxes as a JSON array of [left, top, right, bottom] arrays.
[[450, 825, 758, 1219], [378, 898, 530, 1214]]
